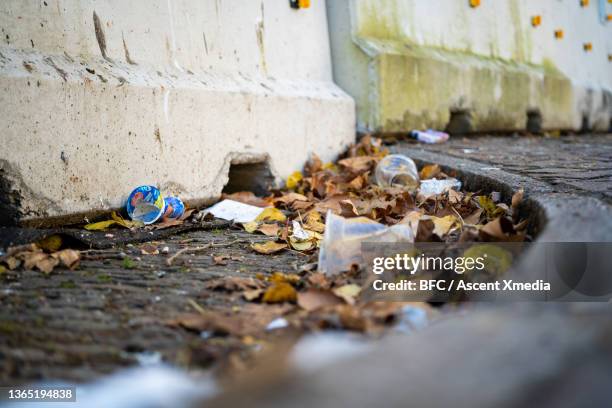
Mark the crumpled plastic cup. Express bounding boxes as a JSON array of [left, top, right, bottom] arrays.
[[126, 185, 166, 225], [318, 211, 415, 275]]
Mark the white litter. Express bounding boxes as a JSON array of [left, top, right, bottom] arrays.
[[291, 220, 310, 241], [266, 317, 289, 331], [204, 199, 266, 223], [418, 178, 462, 197]]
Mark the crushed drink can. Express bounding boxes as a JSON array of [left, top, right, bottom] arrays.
[[126, 185, 165, 225], [162, 196, 185, 219]]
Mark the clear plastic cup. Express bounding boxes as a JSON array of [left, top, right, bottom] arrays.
[[318, 211, 414, 275], [375, 154, 420, 191]]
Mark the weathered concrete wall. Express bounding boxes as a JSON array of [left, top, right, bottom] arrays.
[[0, 0, 355, 225], [328, 0, 612, 133]]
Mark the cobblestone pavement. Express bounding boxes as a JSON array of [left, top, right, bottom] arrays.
[[399, 134, 612, 203], [0, 228, 309, 384]]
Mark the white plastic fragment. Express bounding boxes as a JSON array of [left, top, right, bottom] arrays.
[[418, 178, 462, 197], [266, 317, 289, 331], [204, 199, 266, 223], [291, 220, 310, 241]]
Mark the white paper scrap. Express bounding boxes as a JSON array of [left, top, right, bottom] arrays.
[[204, 199, 266, 223]]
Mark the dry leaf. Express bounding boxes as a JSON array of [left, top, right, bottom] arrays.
[[242, 221, 259, 233], [37, 235, 62, 252], [338, 156, 376, 173], [258, 223, 280, 237], [333, 284, 362, 305], [251, 241, 287, 254], [297, 289, 343, 311], [84, 220, 117, 231], [243, 289, 264, 301], [262, 282, 297, 303], [430, 215, 457, 238], [419, 164, 441, 180], [222, 191, 270, 208], [255, 207, 287, 223], [140, 244, 159, 255], [212, 255, 228, 265], [204, 276, 264, 291], [54, 249, 80, 270], [286, 171, 303, 189], [512, 188, 524, 209]]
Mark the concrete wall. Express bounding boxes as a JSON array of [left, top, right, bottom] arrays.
[[328, 0, 612, 133], [0, 0, 355, 225]]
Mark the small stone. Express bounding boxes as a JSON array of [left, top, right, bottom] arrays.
[[161, 246, 170, 254]]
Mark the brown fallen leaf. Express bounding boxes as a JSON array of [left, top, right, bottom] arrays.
[[5, 257, 21, 270], [251, 241, 287, 254], [258, 223, 280, 237], [212, 255, 228, 265], [262, 282, 297, 303], [480, 217, 516, 240], [222, 191, 270, 208], [463, 208, 483, 225], [243, 289, 265, 301], [273, 192, 309, 207], [204, 276, 265, 291], [140, 244, 159, 255], [53, 249, 80, 270], [307, 272, 330, 288], [297, 289, 343, 311], [338, 156, 376, 173], [36, 256, 60, 274], [512, 188, 524, 209]]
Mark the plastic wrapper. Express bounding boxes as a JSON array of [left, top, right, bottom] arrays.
[[419, 178, 462, 197]]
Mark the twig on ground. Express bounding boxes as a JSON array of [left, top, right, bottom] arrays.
[[166, 239, 243, 266]]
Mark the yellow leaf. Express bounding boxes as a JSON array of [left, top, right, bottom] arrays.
[[289, 238, 315, 251], [0, 265, 6, 274], [262, 282, 297, 303], [322, 162, 338, 172], [463, 244, 512, 276], [477, 196, 505, 219], [242, 221, 259, 233], [37, 235, 62, 252], [431, 215, 457, 238], [419, 164, 441, 180], [251, 241, 287, 254], [333, 284, 361, 305], [111, 211, 143, 228], [84, 220, 118, 231], [304, 211, 325, 233], [286, 171, 303, 190], [255, 207, 287, 222]]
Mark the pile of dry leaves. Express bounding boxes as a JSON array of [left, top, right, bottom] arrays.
[[0, 235, 80, 274], [168, 135, 529, 339], [230, 135, 528, 255]]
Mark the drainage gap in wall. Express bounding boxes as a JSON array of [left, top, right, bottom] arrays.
[[0, 168, 22, 226], [222, 161, 275, 197], [580, 114, 591, 133], [526, 110, 543, 134], [445, 110, 473, 135]]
